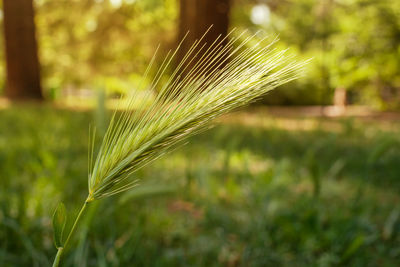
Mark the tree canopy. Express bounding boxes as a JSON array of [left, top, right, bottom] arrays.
[[0, 0, 399, 108]]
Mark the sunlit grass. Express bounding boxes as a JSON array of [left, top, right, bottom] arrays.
[[1, 105, 400, 266]]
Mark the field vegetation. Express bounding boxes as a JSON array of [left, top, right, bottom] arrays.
[[1, 105, 399, 266]]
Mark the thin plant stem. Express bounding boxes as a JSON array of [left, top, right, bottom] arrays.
[[64, 200, 89, 247], [52, 248, 63, 267], [52, 198, 90, 267]]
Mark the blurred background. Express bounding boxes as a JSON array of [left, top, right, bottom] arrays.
[[1, 0, 400, 266]]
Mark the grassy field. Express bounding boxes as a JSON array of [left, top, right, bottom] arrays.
[[1, 104, 400, 266]]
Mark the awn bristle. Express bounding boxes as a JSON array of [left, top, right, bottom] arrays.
[[86, 30, 306, 201]]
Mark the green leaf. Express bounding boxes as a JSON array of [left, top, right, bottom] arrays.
[[342, 234, 365, 261], [52, 202, 67, 248]]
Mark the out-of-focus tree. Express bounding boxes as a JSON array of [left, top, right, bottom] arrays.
[[33, 0, 177, 97], [3, 0, 42, 100], [0, 0, 398, 108], [177, 0, 231, 77], [329, 0, 400, 109], [232, 0, 400, 109]]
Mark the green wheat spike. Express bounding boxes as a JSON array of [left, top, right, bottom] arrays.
[[51, 30, 307, 266]]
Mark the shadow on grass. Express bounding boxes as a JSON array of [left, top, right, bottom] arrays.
[[192, 120, 400, 191]]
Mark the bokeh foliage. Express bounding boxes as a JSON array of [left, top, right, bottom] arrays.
[[1, 106, 400, 266], [232, 0, 400, 108], [0, 0, 398, 108], [34, 0, 177, 97]]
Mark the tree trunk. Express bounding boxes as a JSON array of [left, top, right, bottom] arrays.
[[177, 0, 231, 77], [3, 0, 43, 100]]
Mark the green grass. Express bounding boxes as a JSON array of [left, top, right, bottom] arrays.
[[1, 104, 400, 266]]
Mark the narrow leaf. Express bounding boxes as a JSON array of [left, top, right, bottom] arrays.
[[52, 202, 67, 248]]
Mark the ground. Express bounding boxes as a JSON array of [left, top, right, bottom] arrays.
[[0, 104, 400, 266]]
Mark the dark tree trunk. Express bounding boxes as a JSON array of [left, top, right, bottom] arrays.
[[177, 0, 231, 77], [3, 0, 43, 100]]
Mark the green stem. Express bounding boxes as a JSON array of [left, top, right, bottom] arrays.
[[52, 248, 63, 267], [52, 198, 90, 267], [64, 200, 88, 248]]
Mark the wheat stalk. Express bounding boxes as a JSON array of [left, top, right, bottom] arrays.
[[51, 30, 307, 266]]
